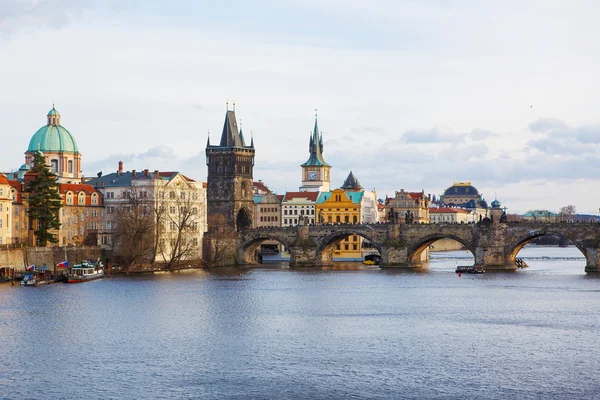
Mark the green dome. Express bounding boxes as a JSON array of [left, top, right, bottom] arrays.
[[47, 107, 59, 116], [28, 124, 79, 153]]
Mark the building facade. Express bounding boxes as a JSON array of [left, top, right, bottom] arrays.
[[385, 190, 430, 223], [430, 207, 472, 224], [87, 162, 207, 261], [57, 183, 104, 246], [281, 192, 318, 227]]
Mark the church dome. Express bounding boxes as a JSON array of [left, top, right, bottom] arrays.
[[443, 182, 479, 196], [491, 199, 501, 208], [27, 107, 79, 154]]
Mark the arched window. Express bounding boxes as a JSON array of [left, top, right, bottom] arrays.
[[68, 160, 73, 173], [78, 192, 85, 205], [66, 191, 73, 205], [91, 193, 98, 205], [51, 159, 59, 173]]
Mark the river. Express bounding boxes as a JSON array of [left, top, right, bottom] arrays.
[[1, 245, 599, 399]]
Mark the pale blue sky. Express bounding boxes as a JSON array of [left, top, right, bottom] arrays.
[[2, 0, 600, 213]]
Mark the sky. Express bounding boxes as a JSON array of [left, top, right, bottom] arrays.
[[1, 0, 599, 214]]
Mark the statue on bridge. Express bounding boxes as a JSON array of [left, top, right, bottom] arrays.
[[405, 210, 414, 224], [500, 211, 508, 223], [388, 208, 398, 224], [318, 210, 324, 225]]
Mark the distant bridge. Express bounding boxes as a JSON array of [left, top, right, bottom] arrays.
[[229, 222, 600, 272]]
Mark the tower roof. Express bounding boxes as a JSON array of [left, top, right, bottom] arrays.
[[341, 170, 362, 190], [219, 110, 246, 147], [301, 114, 330, 167]]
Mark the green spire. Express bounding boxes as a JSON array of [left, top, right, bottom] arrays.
[[301, 111, 329, 167]]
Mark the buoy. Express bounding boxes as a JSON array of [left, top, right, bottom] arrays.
[[458, 272, 462, 277], [237, 272, 242, 276]]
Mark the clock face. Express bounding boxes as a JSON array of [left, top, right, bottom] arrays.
[[309, 171, 317, 180]]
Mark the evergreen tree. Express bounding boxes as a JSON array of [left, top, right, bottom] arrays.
[[26, 151, 62, 246]]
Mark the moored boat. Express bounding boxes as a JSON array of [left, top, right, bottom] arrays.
[[67, 260, 104, 283], [455, 266, 485, 274], [20, 266, 52, 286]]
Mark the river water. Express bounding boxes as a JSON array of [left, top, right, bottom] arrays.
[[1, 245, 599, 399]]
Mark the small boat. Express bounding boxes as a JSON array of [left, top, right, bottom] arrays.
[[363, 260, 377, 265], [455, 266, 485, 274], [67, 260, 104, 283], [20, 267, 52, 286]]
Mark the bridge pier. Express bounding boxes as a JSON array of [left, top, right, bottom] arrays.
[[584, 247, 600, 272]]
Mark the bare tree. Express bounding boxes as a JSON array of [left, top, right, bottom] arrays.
[[113, 187, 154, 269], [158, 189, 201, 270], [559, 205, 576, 222]]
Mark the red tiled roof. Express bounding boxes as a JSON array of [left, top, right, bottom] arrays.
[[276, 195, 284, 202], [7, 180, 22, 202], [0, 174, 8, 184], [430, 207, 470, 214], [283, 191, 319, 202], [60, 183, 103, 206], [253, 181, 270, 192]]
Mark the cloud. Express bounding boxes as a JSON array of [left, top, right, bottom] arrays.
[[525, 120, 600, 156], [0, 0, 128, 35], [469, 128, 495, 140], [528, 118, 568, 133], [401, 125, 465, 143]]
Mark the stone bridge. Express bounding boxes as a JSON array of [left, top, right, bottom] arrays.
[[232, 222, 600, 272]]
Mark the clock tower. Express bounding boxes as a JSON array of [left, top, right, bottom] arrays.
[[299, 113, 331, 192]]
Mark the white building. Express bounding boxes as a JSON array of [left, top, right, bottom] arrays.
[[87, 162, 207, 262], [281, 191, 318, 227]]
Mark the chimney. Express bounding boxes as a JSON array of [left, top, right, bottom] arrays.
[[153, 170, 159, 179], [144, 169, 149, 177], [118, 161, 123, 176], [132, 170, 137, 177]]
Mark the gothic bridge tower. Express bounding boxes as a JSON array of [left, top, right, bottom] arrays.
[[206, 105, 255, 232]]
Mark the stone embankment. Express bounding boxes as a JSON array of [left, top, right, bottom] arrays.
[[0, 246, 104, 272]]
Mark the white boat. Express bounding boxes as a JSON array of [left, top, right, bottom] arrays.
[[67, 260, 104, 283]]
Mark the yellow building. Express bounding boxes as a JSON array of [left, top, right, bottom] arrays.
[[316, 189, 363, 260]]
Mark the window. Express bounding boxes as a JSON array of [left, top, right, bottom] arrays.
[[51, 159, 58, 172], [170, 221, 177, 230], [344, 244, 349, 250], [68, 160, 73, 173], [353, 244, 358, 250], [78, 193, 85, 205], [170, 206, 176, 214], [180, 192, 185, 199], [169, 191, 175, 199], [0, 219, 2, 228]]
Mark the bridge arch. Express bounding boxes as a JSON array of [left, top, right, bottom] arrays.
[[505, 228, 588, 266], [408, 233, 475, 265], [317, 227, 382, 265], [239, 232, 296, 265]]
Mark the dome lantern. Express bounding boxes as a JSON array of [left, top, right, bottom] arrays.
[[47, 105, 61, 126]]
